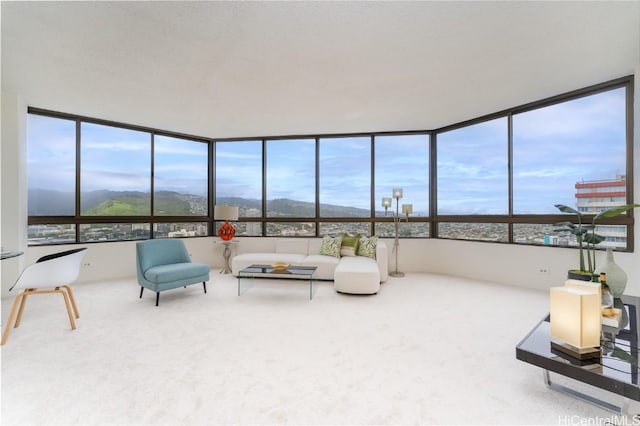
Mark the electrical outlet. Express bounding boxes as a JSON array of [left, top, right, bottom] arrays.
[[537, 266, 549, 275], [82, 261, 92, 267]]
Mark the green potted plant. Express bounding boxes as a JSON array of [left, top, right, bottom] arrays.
[[554, 203, 640, 281]]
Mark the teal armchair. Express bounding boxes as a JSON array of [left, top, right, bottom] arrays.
[[136, 239, 210, 306]]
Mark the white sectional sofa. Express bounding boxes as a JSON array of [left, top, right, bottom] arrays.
[[231, 238, 388, 294]]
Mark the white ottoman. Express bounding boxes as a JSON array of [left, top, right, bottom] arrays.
[[334, 256, 381, 295]]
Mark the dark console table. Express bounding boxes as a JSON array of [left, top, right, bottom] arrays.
[[516, 295, 639, 414]]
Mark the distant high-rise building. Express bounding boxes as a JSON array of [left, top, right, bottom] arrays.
[[575, 175, 627, 248]]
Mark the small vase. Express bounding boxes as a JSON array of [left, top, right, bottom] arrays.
[[596, 248, 627, 298]]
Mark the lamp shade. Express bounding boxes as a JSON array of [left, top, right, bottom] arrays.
[[402, 204, 413, 215], [392, 188, 403, 199], [381, 198, 392, 208], [214, 205, 239, 221], [550, 286, 601, 349]]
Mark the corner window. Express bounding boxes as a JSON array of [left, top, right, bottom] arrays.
[[154, 135, 208, 216], [513, 88, 627, 214]]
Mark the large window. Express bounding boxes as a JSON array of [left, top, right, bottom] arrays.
[[265, 139, 316, 236], [512, 88, 627, 214], [27, 114, 77, 244], [266, 139, 315, 218], [152, 135, 209, 238], [26, 76, 633, 248], [215, 140, 263, 236], [511, 87, 629, 248], [433, 83, 631, 248], [154, 135, 208, 216], [319, 137, 371, 217], [27, 114, 76, 216], [27, 114, 211, 244], [80, 123, 151, 216], [375, 134, 430, 237], [437, 117, 508, 215]]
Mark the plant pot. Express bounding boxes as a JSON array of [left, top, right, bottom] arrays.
[[567, 270, 593, 281]]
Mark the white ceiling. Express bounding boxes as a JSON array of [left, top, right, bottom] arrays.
[[2, 1, 639, 139]]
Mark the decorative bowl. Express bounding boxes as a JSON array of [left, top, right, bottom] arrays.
[[271, 261, 289, 271]]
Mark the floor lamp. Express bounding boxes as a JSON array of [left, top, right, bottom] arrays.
[[382, 188, 412, 278]]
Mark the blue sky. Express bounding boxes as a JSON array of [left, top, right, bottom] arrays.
[[512, 88, 626, 213], [436, 88, 626, 214], [438, 117, 508, 214], [215, 135, 431, 214], [28, 87, 626, 215], [154, 135, 208, 196], [267, 139, 315, 202]]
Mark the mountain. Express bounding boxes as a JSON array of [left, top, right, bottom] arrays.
[[154, 191, 196, 215], [29, 189, 204, 216], [267, 198, 315, 216], [217, 196, 370, 217], [216, 197, 262, 210], [30, 191, 375, 217]]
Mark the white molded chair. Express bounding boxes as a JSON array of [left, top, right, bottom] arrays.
[[1, 248, 87, 345]]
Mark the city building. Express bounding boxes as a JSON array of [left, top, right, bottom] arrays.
[[576, 175, 628, 248]]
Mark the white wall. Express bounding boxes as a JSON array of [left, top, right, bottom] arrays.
[[3, 66, 640, 297], [19, 236, 639, 296], [1, 92, 28, 296], [21, 237, 224, 295]]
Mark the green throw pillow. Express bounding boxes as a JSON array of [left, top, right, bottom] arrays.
[[320, 235, 342, 258], [340, 234, 360, 257], [357, 236, 378, 259]]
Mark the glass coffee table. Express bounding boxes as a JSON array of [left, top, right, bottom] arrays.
[[237, 264, 318, 300], [516, 295, 639, 414]]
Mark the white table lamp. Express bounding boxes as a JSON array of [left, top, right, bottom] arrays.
[[549, 285, 601, 359]]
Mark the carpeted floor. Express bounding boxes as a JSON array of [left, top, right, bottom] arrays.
[[0, 272, 632, 425]]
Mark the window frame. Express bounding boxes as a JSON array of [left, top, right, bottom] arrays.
[[27, 109, 213, 244], [26, 75, 634, 251], [432, 76, 634, 250]]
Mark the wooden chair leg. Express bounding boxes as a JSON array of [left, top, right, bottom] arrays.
[[139, 287, 144, 298], [1, 292, 26, 345], [61, 285, 79, 318], [2, 287, 79, 344], [155, 292, 160, 307], [15, 289, 33, 328], [57, 288, 76, 330], [203, 282, 207, 294]]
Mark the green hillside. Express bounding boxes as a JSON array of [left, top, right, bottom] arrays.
[[83, 197, 150, 215], [154, 194, 192, 215], [82, 191, 195, 216]]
